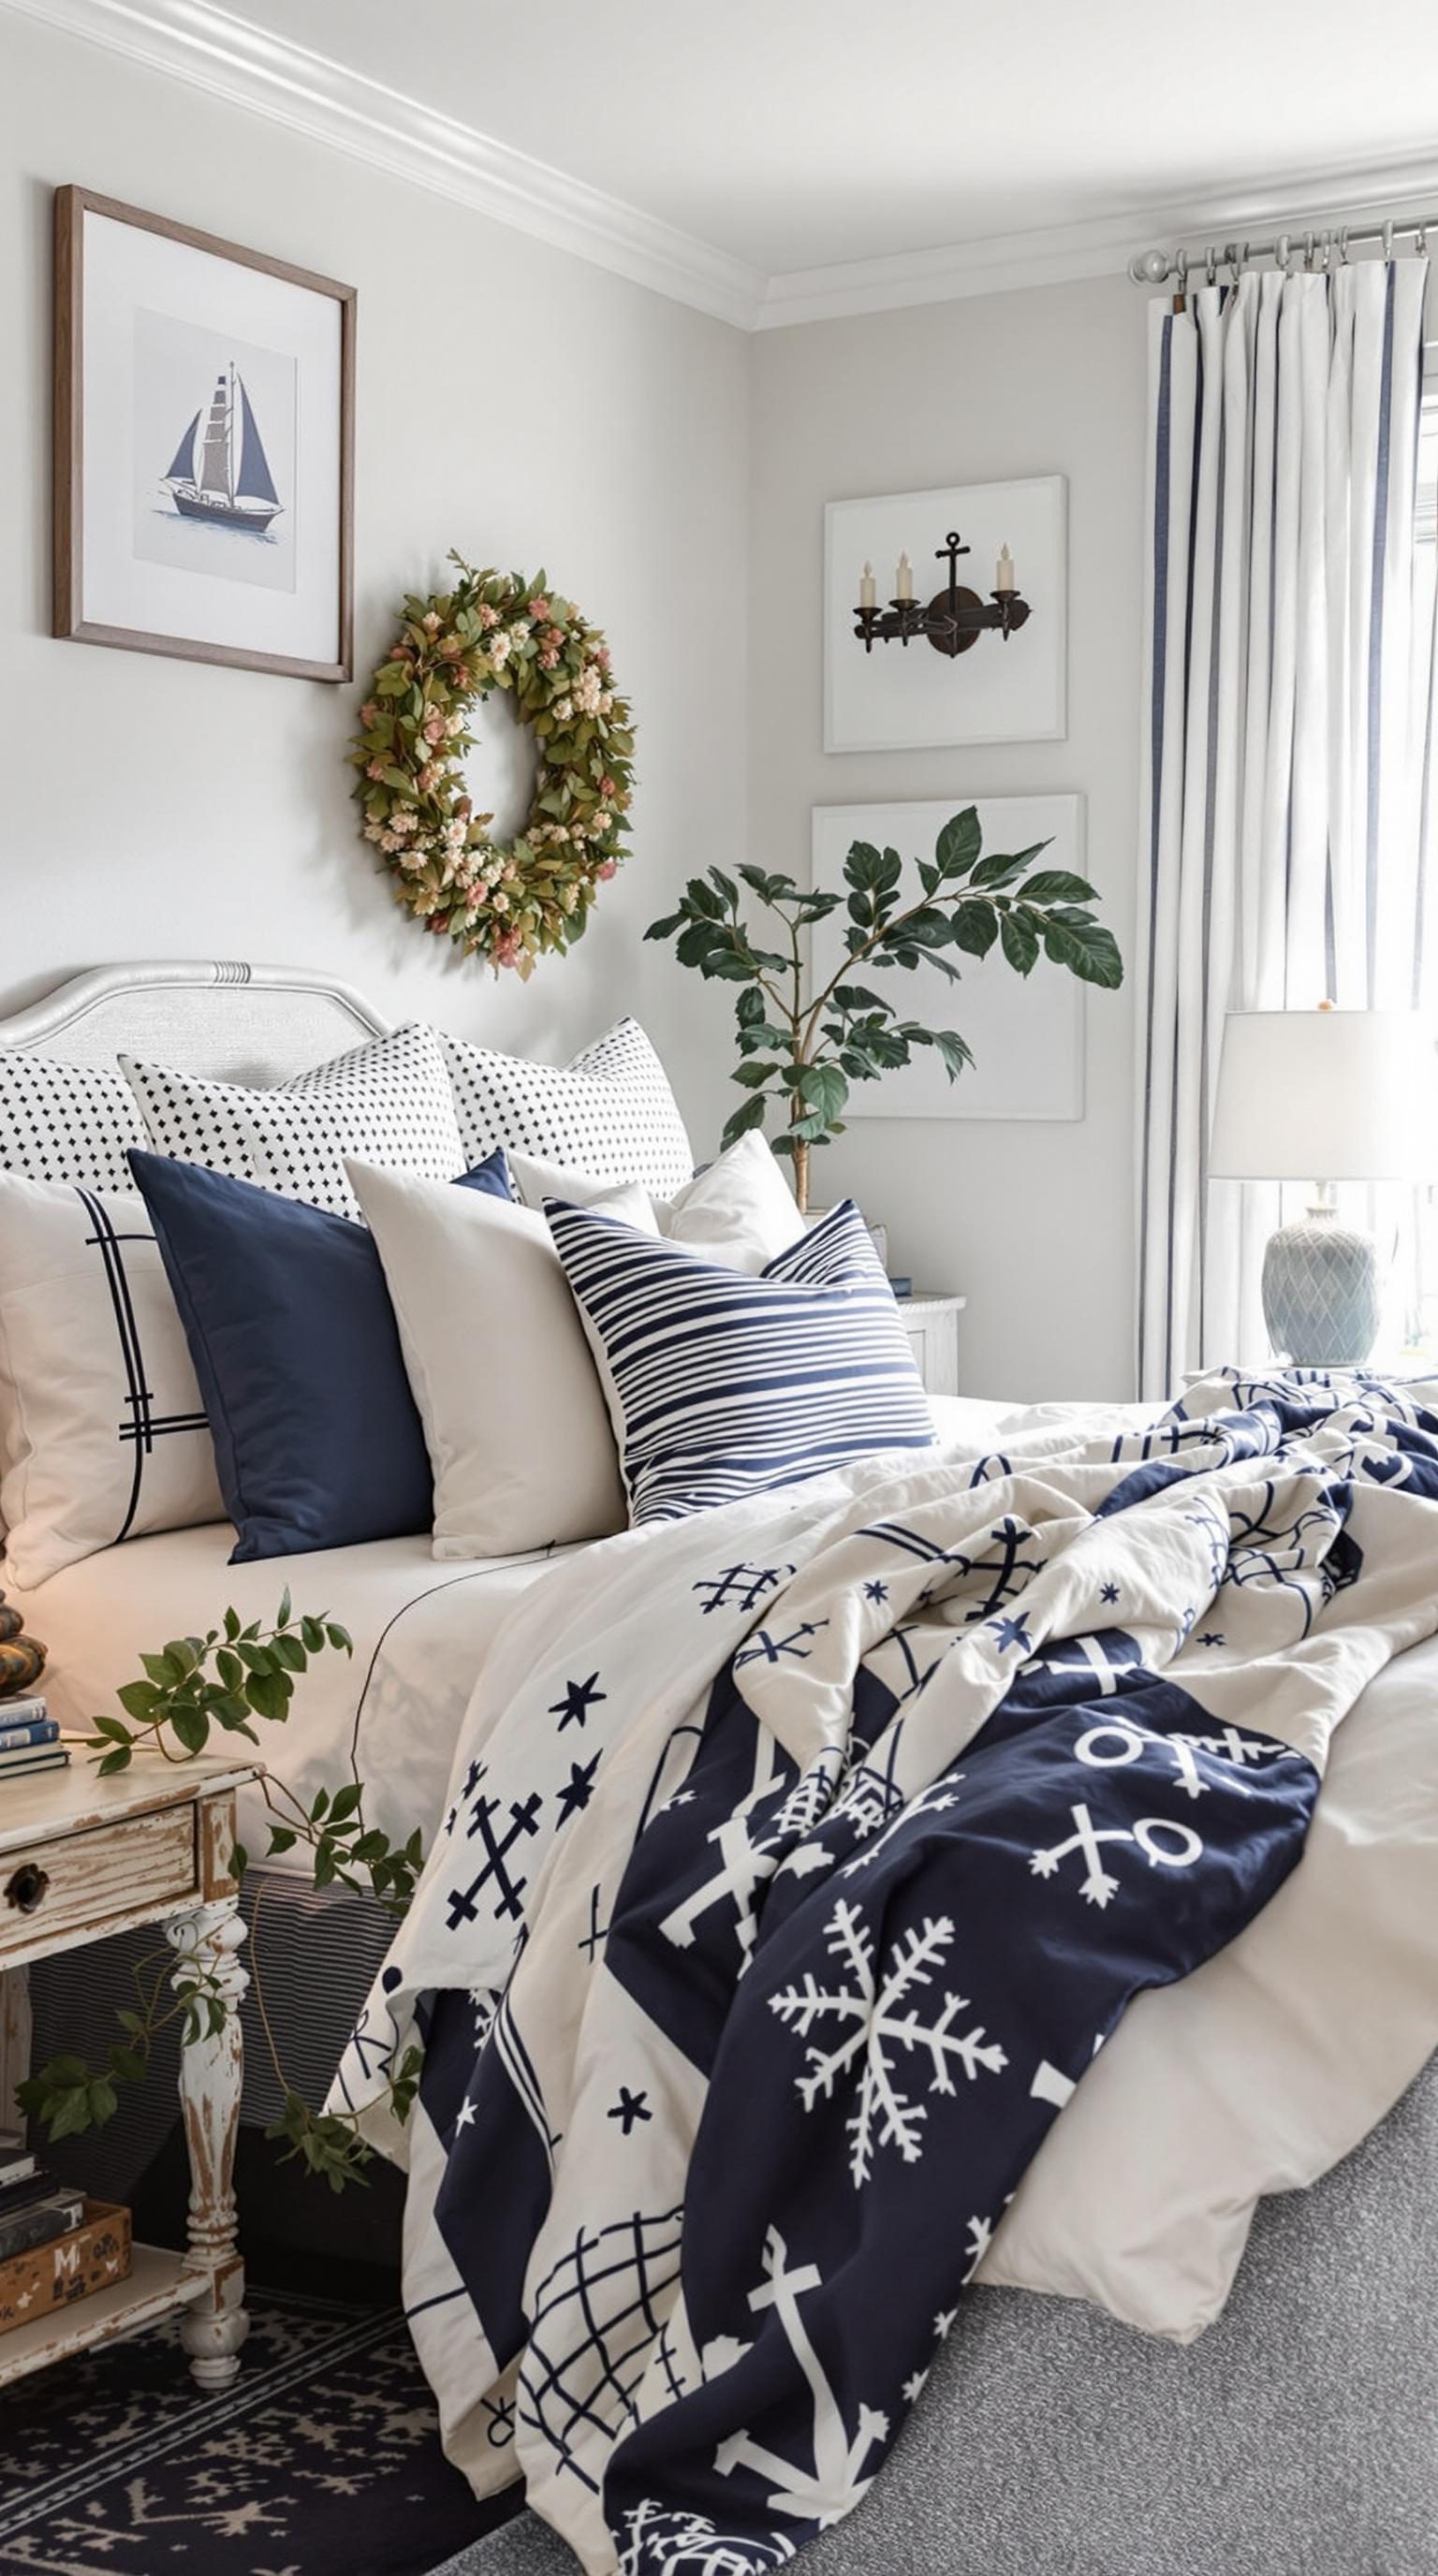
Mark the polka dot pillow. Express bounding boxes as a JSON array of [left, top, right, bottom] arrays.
[[0, 1053, 147, 1193], [120, 1023, 466, 1221], [440, 1017, 692, 1197]]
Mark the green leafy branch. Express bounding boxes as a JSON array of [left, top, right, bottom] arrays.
[[645, 806, 1123, 1208], [18, 1593, 429, 2187]]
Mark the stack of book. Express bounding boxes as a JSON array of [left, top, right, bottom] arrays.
[[0, 2133, 85, 2261], [0, 1694, 67, 1784]]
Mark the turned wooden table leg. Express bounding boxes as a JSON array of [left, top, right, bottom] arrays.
[[166, 1894, 249, 2390]]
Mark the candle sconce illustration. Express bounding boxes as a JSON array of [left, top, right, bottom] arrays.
[[853, 531, 1032, 658]]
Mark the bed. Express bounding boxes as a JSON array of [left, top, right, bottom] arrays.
[[4, 960, 1438, 2576]]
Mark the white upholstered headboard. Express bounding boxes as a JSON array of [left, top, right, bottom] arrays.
[[0, 961, 390, 1085]]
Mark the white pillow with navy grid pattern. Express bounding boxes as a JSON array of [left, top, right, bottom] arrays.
[[440, 1018, 692, 1197], [0, 1172, 226, 1590], [120, 1024, 465, 1221], [0, 1052, 147, 1194], [547, 1193, 935, 1525]]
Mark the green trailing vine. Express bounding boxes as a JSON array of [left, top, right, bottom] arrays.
[[18, 1592, 426, 2189]]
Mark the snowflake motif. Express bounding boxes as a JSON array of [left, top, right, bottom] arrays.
[[961, 2212, 993, 2280], [1100, 1581, 1121, 1604], [842, 1776, 961, 1875], [769, 1898, 1008, 2187], [863, 1579, 889, 1603], [619, 2502, 796, 2573], [1196, 1631, 1225, 1648]]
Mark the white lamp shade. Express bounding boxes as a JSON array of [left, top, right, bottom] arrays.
[[1209, 1009, 1438, 1184]]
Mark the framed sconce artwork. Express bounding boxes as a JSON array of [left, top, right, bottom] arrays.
[[810, 793, 1086, 1120], [53, 185, 355, 681], [823, 476, 1066, 752]]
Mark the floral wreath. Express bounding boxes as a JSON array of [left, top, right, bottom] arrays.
[[349, 552, 635, 974]]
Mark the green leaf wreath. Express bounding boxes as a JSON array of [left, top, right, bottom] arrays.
[[349, 551, 636, 977]]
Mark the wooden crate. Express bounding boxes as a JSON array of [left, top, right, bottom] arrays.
[[0, 2201, 132, 2338]]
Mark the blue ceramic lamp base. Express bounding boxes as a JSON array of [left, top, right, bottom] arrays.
[[1261, 1208, 1381, 1367]]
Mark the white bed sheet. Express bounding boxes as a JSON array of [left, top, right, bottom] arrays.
[[8, 1525, 576, 1877]]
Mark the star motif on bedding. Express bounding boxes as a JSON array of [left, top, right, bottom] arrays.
[[989, 1612, 1034, 1655], [769, 1898, 1008, 2186], [453, 2095, 477, 2131], [608, 2086, 653, 2134], [1100, 1582, 1121, 1603], [556, 1753, 601, 1824], [550, 1673, 607, 1731], [863, 1580, 888, 1603], [902, 2368, 929, 2404], [1197, 1630, 1225, 1647]]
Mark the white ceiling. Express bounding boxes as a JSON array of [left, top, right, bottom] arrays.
[[203, 0, 1438, 276]]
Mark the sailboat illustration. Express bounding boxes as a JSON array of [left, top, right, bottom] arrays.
[[161, 364, 284, 534]]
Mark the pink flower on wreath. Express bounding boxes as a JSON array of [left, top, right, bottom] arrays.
[[422, 708, 447, 744], [596, 859, 618, 881], [492, 930, 523, 968], [600, 774, 616, 798], [530, 596, 550, 621], [478, 604, 500, 629], [360, 699, 380, 725], [594, 644, 611, 671], [389, 643, 410, 663], [366, 758, 386, 781]]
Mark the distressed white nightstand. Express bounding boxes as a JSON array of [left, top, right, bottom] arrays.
[[895, 1293, 966, 1397], [0, 1748, 258, 2391]]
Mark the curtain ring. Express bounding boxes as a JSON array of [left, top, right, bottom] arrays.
[[1383, 220, 1395, 261], [1205, 243, 1218, 287], [1417, 225, 1430, 259], [1276, 232, 1291, 275], [1303, 230, 1316, 270], [1337, 227, 1351, 264]]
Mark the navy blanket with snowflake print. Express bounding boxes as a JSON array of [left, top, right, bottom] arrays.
[[332, 1367, 1438, 2575]]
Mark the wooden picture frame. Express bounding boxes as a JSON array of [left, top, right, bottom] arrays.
[[53, 185, 355, 682]]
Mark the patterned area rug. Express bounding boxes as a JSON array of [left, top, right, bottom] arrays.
[[0, 2289, 521, 2575]]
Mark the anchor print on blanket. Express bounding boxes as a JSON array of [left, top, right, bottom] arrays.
[[330, 1368, 1438, 2575]]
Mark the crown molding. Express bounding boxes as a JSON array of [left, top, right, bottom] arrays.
[[8, 0, 1438, 336], [1, 0, 768, 329], [756, 153, 1438, 328]]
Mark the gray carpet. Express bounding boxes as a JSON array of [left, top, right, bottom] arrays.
[[430, 2052, 1438, 2574]]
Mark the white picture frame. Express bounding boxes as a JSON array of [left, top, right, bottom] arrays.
[[823, 476, 1066, 753], [810, 794, 1086, 1122]]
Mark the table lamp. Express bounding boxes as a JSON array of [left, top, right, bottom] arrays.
[[1208, 1005, 1435, 1366]]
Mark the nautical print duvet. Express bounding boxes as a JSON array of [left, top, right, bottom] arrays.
[[332, 1368, 1438, 2574]]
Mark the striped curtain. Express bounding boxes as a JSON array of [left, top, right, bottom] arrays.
[[1137, 256, 1431, 1398]]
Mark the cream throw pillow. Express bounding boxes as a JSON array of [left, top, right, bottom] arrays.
[[345, 1159, 645, 1558], [507, 1131, 805, 1274]]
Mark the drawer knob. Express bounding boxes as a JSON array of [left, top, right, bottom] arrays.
[[5, 1862, 50, 1916]]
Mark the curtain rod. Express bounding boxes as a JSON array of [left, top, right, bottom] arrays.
[[1128, 210, 1437, 286]]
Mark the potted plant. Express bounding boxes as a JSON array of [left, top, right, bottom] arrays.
[[646, 807, 1123, 1210]]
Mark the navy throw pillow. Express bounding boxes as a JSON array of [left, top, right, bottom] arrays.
[[129, 1148, 511, 1560]]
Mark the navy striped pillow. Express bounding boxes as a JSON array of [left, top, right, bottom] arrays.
[[546, 1195, 935, 1523]]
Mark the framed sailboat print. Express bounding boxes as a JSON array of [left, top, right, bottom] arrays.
[[53, 187, 355, 681]]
